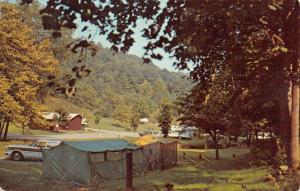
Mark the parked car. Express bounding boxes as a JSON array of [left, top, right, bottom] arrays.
[[5, 140, 61, 161], [168, 130, 180, 138], [179, 130, 194, 140]]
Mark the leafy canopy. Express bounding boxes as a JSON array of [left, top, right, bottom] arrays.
[[0, 3, 58, 128]]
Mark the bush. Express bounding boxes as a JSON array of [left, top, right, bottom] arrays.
[[249, 139, 286, 167]]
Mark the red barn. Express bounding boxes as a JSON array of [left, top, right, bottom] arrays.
[[61, 114, 83, 131], [42, 112, 84, 131]]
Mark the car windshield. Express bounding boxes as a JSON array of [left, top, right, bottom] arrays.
[[28, 141, 47, 147], [37, 142, 47, 147]]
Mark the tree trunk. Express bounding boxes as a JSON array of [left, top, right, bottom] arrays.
[[246, 134, 251, 147], [0, 121, 6, 139], [213, 134, 220, 160], [233, 101, 242, 142], [279, 0, 300, 171], [290, 82, 299, 170], [255, 130, 259, 140], [290, 56, 299, 171], [214, 138, 220, 160], [289, 2, 300, 170], [215, 146, 220, 160], [279, 77, 292, 165], [3, 121, 9, 140]]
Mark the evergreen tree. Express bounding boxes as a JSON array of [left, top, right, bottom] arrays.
[[158, 100, 172, 138]]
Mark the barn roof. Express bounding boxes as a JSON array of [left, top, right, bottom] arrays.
[[63, 139, 139, 152]]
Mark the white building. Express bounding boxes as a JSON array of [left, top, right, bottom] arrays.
[[140, 118, 149, 123]]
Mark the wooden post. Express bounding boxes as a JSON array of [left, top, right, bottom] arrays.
[[126, 152, 133, 191], [175, 142, 177, 165]]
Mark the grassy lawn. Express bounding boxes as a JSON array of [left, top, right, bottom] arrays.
[[8, 123, 58, 136], [0, 144, 284, 191], [98, 148, 278, 191], [90, 117, 160, 132], [6, 118, 159, 137]]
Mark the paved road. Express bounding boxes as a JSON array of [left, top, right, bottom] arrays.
[[7, 133, 48, 140], [7, 129, 140, 141]]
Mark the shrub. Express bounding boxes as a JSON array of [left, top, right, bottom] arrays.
[[249, 139, 286, 167]]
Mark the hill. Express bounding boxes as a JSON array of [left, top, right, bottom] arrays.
[[44, 45, 192, 127]]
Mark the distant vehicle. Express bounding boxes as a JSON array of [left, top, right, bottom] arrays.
[[168, 125, 181, 138], [139, 131, 162, 137], [179, 130, 194, 140], [5, 140, 61, 161], [257, 132, 271, 139], [169, 125, 197, 139], [168, 130, 180, 138]]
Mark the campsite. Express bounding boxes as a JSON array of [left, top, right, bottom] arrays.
[[0, 137, 283, 191]]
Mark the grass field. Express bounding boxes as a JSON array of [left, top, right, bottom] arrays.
[[8, 123, 58, 136], [89, 117, 160, 132], [0, 142, 285, 191], [7, 118, 159, 137]]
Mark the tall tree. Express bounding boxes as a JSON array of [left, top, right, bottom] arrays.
[[158, 100, 172, 138], [0, 3, 58, 139], [113, 104, 132, 128], [176, 74, 231, 160], [130, 104, 141, 131]]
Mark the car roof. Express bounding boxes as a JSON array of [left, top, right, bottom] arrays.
[[37, 140, 61, 143]]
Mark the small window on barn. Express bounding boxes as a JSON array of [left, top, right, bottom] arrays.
[[89, 153, 105, 163], [107, 151, 124, 161]]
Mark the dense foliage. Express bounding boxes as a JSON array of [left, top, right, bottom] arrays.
[[158, 100, 172, 138], [0, 3, 58, 139], [58, 45, 192, 120]]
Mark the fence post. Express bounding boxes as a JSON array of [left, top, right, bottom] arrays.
[[126, 152, 133, 191]]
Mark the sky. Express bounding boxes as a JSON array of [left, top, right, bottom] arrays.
[[34, 0, 180, 72], [73, 20, 178, 72], [71, 0, 181, 73]]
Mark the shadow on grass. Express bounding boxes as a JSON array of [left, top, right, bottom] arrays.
[[111, 123, 124, 128], [0, 148, 277, 191], [95, 151, 275, 191]]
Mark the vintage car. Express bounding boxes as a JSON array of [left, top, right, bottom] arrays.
[[5, 140, 61, 161]]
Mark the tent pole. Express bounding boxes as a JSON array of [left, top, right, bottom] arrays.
[[126, 152, 133, 191]]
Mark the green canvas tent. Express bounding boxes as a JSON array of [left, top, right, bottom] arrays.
[[42, 139, 139, 185]]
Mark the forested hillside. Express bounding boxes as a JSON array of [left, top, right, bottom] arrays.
[[45, 44, 192, 125]]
